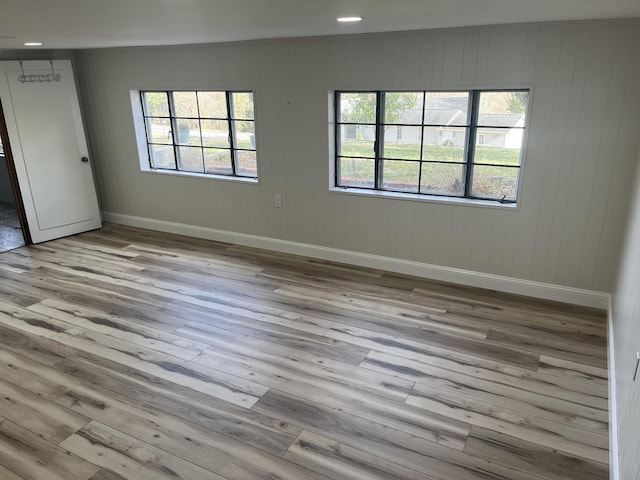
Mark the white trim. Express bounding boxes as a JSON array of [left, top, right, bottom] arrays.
[[103, 211, 610, 309], [328, 187, 519, 210], [608, 296, 620, 480]]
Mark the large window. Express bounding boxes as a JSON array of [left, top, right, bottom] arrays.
[[141, 90, 257, 179], [335, 90, 529, 203]]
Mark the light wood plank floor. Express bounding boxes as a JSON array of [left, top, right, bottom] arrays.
[[0, 224, 609, 480]]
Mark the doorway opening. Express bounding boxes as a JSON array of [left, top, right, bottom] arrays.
[[0, 99, 31, 252]]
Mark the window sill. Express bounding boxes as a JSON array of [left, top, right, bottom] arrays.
[[140, 168, 259, 184], [329, 186, 519, 210]]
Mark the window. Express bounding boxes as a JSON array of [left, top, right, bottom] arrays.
[[140, 90, 257, 179], [334, 89, 529, 203]]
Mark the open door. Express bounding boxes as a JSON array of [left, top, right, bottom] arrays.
[[0, 60, 101, 243]]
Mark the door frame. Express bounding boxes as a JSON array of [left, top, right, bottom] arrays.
[[0, 97, 32, 245]]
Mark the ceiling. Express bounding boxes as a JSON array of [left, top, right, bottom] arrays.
[[0, 0, 639, 50]]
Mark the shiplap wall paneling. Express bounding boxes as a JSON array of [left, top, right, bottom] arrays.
[[75, 21, 640, 294]]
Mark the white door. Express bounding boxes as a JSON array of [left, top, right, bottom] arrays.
[[0, 60, 101, 243]]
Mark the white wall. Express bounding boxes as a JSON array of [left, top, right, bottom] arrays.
[[612, 145, 640, 479], [75, 20, 640, 293]]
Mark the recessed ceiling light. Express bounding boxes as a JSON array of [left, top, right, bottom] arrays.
[[337, 16, 362, 23], [24, 42, 43, 46]]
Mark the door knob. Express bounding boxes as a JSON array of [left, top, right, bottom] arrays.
[[81, 156, 89, 163]]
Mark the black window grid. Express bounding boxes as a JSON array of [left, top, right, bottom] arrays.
[[335, 89, 528, 202], [140, 90, 256, 178]]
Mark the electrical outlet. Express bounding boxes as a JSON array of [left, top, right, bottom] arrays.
[[274, 193, 282, 208]]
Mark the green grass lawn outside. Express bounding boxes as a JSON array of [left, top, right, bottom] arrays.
[[339, 142, 521, 165], [338, 142, 520, 197]]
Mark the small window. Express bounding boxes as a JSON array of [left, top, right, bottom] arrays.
[[334, 89, 528, 203], [139, 90, 257, 179]]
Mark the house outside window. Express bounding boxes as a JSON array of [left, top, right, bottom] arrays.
[[139, 90, 257, 179], [334, 89, 529, 203]]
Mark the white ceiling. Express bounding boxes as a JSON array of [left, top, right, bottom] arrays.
[[0, 0, 639, 50]]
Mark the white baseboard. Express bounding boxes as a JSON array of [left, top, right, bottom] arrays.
[[607, 297, 620, 480], [103, 212, 609, 309]]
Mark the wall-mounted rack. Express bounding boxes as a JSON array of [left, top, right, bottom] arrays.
[[18, 60, 60, 83]]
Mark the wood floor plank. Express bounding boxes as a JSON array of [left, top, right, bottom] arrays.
[[28, 299, 210, 361], [256, 264, 416, 299], [0, 322, 76, 366], [0, 377, 90, 443], [410, 286, 607, 335], [25, 243, 146, 275], [0, 255, 40, 274], [60, 421, 229, 480], [0, 464, 25, 480], [538, 354, 609, 384], [285, 430, 437, 480], [0, 298, 77, 338], [275, 283, 448, 318], [422, 307, 608, 342], [162, 299, 343, 347], [464, 426, 608, 480], [54, 237, 141, 260], [130, 251, 277, 291], [164, 294, 337, 336], [193, 346, 469, 450], [89, 470, 128, 480], [56, 385, 332, 480], [361, 350, 608, 425], [124, 242, 263, 275], [407, 382, 609, 463], [325, 322, 542, 373], [269, 283, 494, 342], [51, 326, 269, 408], [0, 418, 99, 480], [55, 355, 301, 456], [0, 269, 46, 306], [253, 389, 543, 480], [486, 328, 607, 368], [0, 301, 268, 408], [273, 284, 499, 342], [0, 348, 82, 401], [181, 323, 412, 401], [225, 245, 385, 279], [331, 326, 608, 409], [180, 314, 399, 374], [19, 265, 172, 313], [409, 282, 605, 323]]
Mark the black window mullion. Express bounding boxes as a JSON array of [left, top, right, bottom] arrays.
[[464, 90, 480, 198], [335, 94, 341, 186], [195, 91, 205, 173], [167, 91, 179, 170], [417, 92, 426, 194], [374, 92, 384, 190], [226, 91, 237, 176], [140, 92, 154, 170], [165, 92, 180, 171]]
